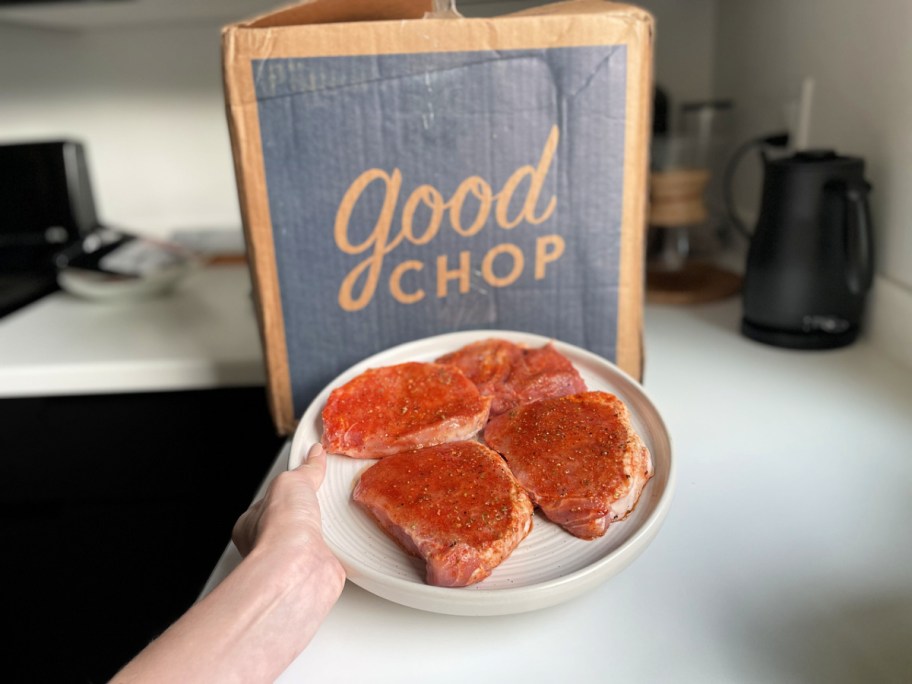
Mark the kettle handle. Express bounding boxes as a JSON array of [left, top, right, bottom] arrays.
[[843, 180, 874, 294], [722, 132, 791, 239]]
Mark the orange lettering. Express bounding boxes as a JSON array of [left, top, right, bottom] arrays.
[[436, 251, 471, 298], [335, 168, 403, 312], [334, 126, 561, 311], [534, 234, 565, 279], [402, 185, 445, 245], [494, 125, 559, 229], [481, 243, 524, 287], [390, 260, 425, 304], [448, 176, 493, 237]]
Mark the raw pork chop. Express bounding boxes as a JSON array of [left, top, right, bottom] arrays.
[[509, 343, 588, 408], [483, 391, 652, 540], [436, 339, 586, 417], [322, 362, 491, 459], [353, 441, 534, 587], [435, 339, 524, 415]]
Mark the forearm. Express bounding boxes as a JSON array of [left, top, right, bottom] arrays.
[[112, 544, 344, 683]]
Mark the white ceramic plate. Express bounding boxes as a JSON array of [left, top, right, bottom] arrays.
[[289, 330, 674, 616]]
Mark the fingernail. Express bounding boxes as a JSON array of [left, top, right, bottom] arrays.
[[306, 442, 324, 462]]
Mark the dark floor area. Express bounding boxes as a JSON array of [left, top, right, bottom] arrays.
[[0, 388, 285, 683]]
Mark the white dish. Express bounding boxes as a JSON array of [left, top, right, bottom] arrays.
[[58, 262, 195, 302], [289, 330, 674, 616]]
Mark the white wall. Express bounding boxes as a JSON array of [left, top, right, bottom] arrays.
[[470, 0, 719, 116], [636, 0, 718, 123], [0, 21, 239, 237], [714, 0, 912, 365], [0, 1, 717, 240]]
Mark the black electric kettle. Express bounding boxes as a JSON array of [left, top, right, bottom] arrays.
[[728, 146, 874, 349]]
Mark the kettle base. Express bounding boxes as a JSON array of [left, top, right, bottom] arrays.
[[741, 318, 859, 350]]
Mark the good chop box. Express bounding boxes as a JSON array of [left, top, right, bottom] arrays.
[[222, 0, 654, 434]]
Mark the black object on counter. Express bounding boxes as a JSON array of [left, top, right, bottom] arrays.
[[0, 140, 100, 317], [738, 149, 874, 349]]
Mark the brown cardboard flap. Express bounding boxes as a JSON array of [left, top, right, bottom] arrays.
[[510, 0, 650, 18], [224, 2, 651, 65]]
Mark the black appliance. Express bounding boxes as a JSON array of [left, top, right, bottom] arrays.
[[0, 140, 100, 317], [738, 149, 874, 349]]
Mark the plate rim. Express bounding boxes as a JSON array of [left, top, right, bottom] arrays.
[[289, 329, 675, 616]]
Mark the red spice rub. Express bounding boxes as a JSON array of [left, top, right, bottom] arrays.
[[483, 391, 653, 540], [321, 362, 491, 459], [436, 339, 586, 417], [353, 441, 534, 587]]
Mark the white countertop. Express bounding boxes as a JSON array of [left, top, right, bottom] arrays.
[[203, 299, 912, 683], [0, 265, 265, 397]]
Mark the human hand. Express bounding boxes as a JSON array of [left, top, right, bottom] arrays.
[[232, 443, 339, 563], [112, 445, 345, 683]]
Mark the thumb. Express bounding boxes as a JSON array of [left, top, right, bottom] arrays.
[[295, 442, 328, 489]]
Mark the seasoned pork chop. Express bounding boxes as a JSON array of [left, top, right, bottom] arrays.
[[322, 362, 491, 459], [353, 441, 534, 587], [483, 391, 652, 539], [436, 339, 524, 415], [508, 343, 587, 408], [436, 339, 586, 417]]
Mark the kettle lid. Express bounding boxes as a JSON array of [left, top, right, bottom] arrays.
[[793, 149, 839, 162], [772, 148, 863, 170]]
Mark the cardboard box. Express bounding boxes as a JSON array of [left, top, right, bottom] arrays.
[[223, 0, 653, 434]]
